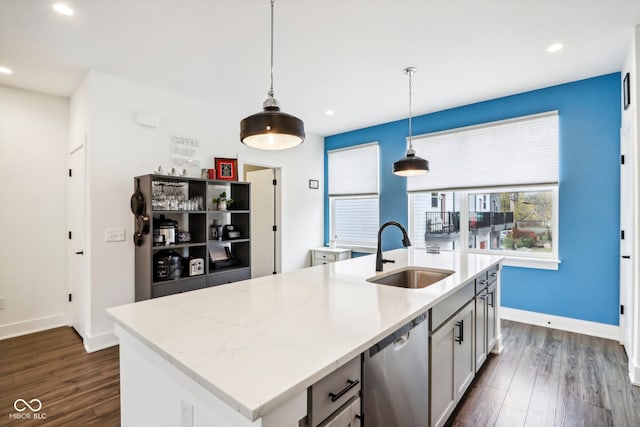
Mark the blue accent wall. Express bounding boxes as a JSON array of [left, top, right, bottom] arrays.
[[325, 73, 621, 325]]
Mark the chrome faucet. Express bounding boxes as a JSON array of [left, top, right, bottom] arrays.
[[376, 221, 412, 271]]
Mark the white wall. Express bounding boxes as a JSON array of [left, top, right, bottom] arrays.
[[80, 71, 324, 348], [0, 85, 69, 338]]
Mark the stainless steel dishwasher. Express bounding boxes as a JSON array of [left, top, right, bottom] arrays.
[[363, 312, 429, 427]]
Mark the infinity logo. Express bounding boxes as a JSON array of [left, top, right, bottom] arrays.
[[14, 399, 42, 412]]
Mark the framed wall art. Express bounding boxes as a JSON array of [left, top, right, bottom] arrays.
[[214, 157, 238, 181]]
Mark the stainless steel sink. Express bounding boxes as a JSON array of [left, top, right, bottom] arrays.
[[367, 267, 454, 289]]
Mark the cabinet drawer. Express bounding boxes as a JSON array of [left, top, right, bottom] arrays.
[[309, 356, 361, 427], [474, 273, 489, 294], [431, 281, 474, 331], [319, 397, 360, 427], [315, 252, 338, 261], [487, 264, 498, 285], [152, 277, 207, 298], [207, 268, 250, 286]]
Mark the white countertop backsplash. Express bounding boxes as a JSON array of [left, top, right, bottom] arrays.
[[107, 248, 503, 421]]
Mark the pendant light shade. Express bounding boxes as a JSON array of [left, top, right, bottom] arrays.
[[240, 0, 304, 150], [393, 66, 429, 176], [240, 105, 305, 150], [393, 148, 430, 176]]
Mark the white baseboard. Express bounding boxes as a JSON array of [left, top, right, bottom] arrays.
[[84, 329, 119, 353], [0, 312, 69, 340], [501, 307, 619, 341]]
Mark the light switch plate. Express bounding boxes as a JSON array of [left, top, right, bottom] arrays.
[[0, 297, 6, 310], [105, 228, 126, 242], [180, 400, 193, 427]]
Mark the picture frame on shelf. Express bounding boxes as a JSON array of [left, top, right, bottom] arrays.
[[214, 157, 238, 181], [623, 72, 631, 110]]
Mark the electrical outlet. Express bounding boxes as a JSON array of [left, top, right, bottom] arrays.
[[180, 400, 193, 427], [105, 228, 126, 242], [0, 297, 5, 310]]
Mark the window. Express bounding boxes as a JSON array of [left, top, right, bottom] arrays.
[[467, 188, 555, 254], [431, 192, 439, 208], [328, 142, 379, 250], [412, 191, 461, 251], [407, 112, 559, 270]]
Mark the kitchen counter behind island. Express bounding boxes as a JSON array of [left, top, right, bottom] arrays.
[[107, 249, 503, 427]]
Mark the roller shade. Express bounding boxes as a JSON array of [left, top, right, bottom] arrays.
[[333, 197, 379, 246], [328, 142, 379, 196], [407, 112, 558, 192]]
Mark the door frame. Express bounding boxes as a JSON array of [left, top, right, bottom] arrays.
[[241, 160, 283, 275], [68, 138, 89, 341]]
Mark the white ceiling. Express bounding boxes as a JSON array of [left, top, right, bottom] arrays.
[[1, 0, 639, 136]]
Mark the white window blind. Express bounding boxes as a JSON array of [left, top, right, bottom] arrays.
[[328, 142, 379, 196], [407, 112, 558, 192], [333, 197, 379, 246]]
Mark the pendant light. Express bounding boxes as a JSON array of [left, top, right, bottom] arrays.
[[393, 67, 429, 176], [240, 0, 305, 150]]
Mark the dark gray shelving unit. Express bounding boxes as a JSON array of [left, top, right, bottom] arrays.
[[134, 174, 251, 301]]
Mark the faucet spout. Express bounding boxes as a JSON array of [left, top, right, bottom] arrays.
[[375, 221, 412, 272]]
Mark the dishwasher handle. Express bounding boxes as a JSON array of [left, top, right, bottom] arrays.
[[368, 312, 427, 357], [393, 332, 410, 351]]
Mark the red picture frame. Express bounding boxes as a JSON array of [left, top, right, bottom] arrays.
[[214, 157, 238, 181]]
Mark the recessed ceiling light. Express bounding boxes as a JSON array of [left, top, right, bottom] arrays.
[[547, 43, 564, 53], [0, 66, 13, 75], [325, 110, 335, 116], [52, 3, 75, 16]]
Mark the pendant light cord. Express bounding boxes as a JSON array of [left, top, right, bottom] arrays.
[[408, 69, 413, 150], [268, 0, 275, 99]]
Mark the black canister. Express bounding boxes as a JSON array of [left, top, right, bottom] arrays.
[[154, 250, 183, 280]]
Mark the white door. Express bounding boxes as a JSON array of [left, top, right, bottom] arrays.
[[620, 122, 634, 353], [246, 168, 277, 278], [68, 141, 88, 339]]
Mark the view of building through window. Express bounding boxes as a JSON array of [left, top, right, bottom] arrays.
[[412, 189, 554, 255]]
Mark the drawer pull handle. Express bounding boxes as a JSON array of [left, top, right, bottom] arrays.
[[328, 379, 359, 402], [455, 320, 464, 344], [489, 272, 497, 277]]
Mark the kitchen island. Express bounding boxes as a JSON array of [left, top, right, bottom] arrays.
[[107, 249, 503, 427]]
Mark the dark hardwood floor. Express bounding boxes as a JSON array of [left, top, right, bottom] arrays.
[[447, 320, 640, 427], [0, 327, 119, 426], [0, 320, 638, 426]]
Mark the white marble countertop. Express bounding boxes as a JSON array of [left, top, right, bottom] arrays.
[[107, 249, 502, 422]]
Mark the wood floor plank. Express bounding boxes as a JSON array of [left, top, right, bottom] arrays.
[[449, 320, 639, 427], [0, 327, 119, 426], [451, 384, 507, 426], [2, 320, 639, 427], [494, 404, 527, 427]]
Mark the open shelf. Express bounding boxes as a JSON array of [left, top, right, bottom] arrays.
[[135, 174, 251, 301]]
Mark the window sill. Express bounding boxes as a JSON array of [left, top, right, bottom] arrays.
[[417, 247, 560, 270], [502, 256, 560, 270]]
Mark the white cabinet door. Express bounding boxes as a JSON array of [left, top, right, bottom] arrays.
[[487, 282, 497, 351], [453, 303, 475, 398], [430, 322, 455, 427], [321, 398, 360, 427], [430, 301, 475, 427], [474, 289, 488, 372]]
